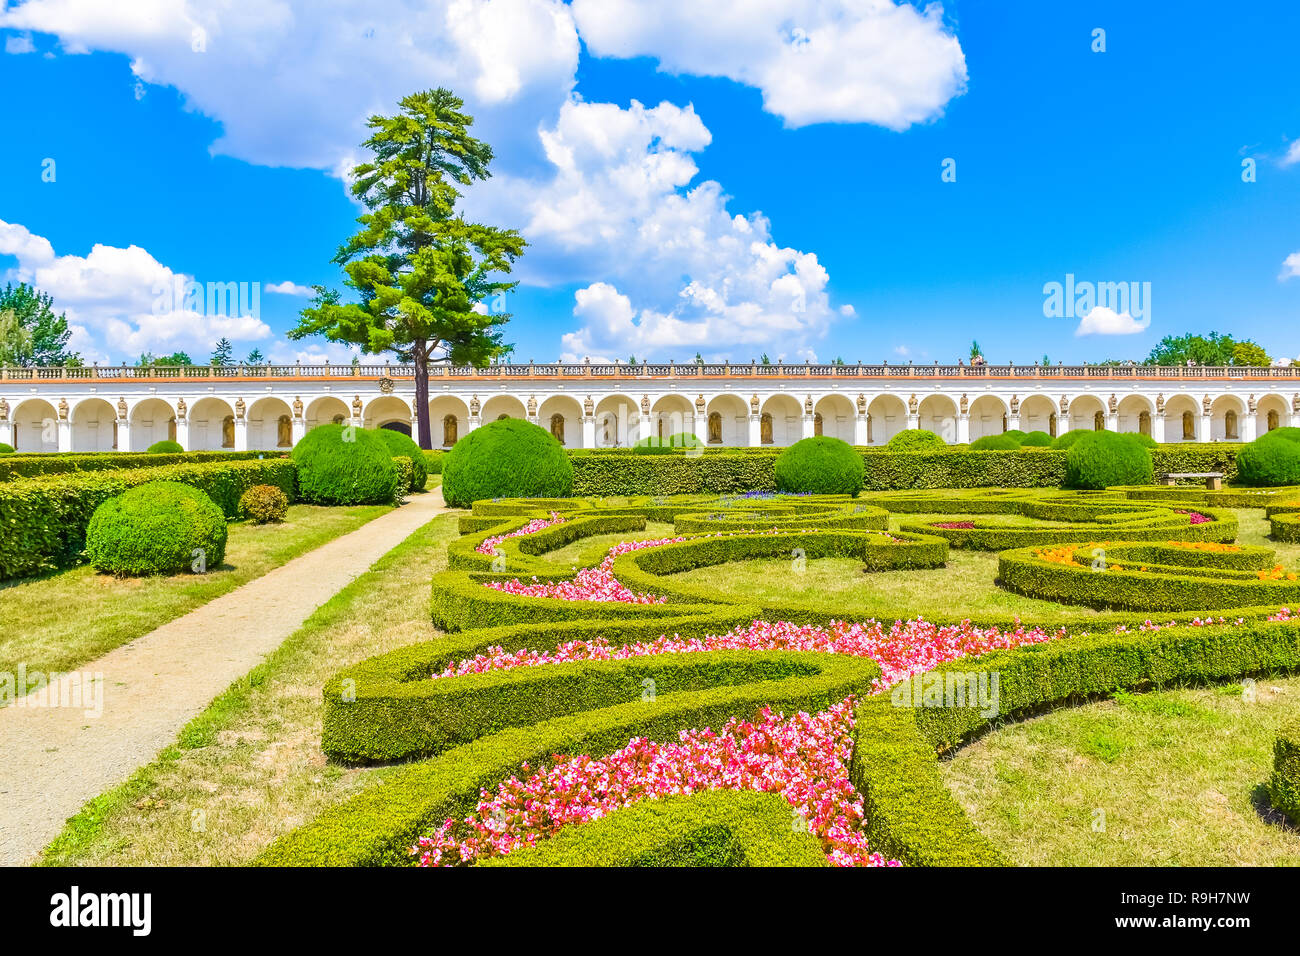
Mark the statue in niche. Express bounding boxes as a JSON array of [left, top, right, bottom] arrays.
[[750, 393, 760, 415], [235, 396, 246, 420], [960, 394, 969, 415], [177, 397, 187, 421], [1008, 394, 1019, 415], [221, 415, 234, 448], [277, 415, 291, 447], [856, 393, 866, 415], [469, 394, 481, 417], [708, 411, 722, 444], [293, 396, 303, 419], [527, 394, 537, 417], [584, 394, 594, 417], [760, 413, 773, 444]]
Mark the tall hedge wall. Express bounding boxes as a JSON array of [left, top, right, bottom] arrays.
[[0, 450, 280, 482], [0, 458, 297, 581], [568, 445, 1245, 495]]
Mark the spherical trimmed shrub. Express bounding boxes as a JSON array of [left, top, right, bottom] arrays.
[[1065, 431, 1154, 489], [1051, 430, 1090, 450], [0, 442, 13, 454], [1236, 435, 1300, 486], [291, 424, 398, 505], [1020, 431, 1054, 447], [239, 483, 289, 524], [1259, 426, 1300, 445], [442, 417, 574, 508], [371, 428, 428, 491], [86, 481, 227, 576], [885, 429, 947, 452], [146, 440, 184, 454], [969, 434, 1022, 450], [773, 436, 864, 496], [1001, 429, 1026, 443], [1123, 431, 1158, 448]]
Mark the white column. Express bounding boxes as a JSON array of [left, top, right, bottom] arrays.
[[1199, 413, 1212, 442], [57, 417, 72, 452], [748, 414, 762, 447], [802, 414, 815, 439], [0, 418, 11, 448], [1291, 407, 1300, 429], [853, 414, 868, 446], [118, 419, 132, 452], [581, 415, 596, 448], [1152, 414, 1166, 443], [1242, 415, 1258, 443], [906, 413, 920, 431], [176, 419, 190, 450], [1006, 414, 1020, 432], [292, 416, 306, 446], [1106, 413, 1118, 432], [234, 417, 248, 451], [467, 414, 482, 435], [957, 414, 970, 444], [1058, 413, 1070, 435]]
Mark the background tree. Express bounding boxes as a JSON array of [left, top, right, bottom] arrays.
[[0, 282, 80, 366], [210, 338, 234, 366], [291, 88, 526, 448], [1144, 332, 1270, 366], [0, 309, 33, 365], [245, 348, 266, 365], [136, 350, 193, 366], [969, 340, 983, 361]]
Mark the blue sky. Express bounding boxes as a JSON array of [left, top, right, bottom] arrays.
[[1, 0, 1298, 366]]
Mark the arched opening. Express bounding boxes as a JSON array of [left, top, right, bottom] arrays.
[[814, 394, 855, 443], [916, 395, 958, 443], [650, 395, 696, 444], [481, 395, 527, 423], [1018, 395, 1055, 437], [222, 415, 235, 448], [1269, 409, 1280, 432], [594, 395, 638, 448], [760, 395, 802, 446], [70, 398, 117, 452], [11, 399, 58, 452], [1210, 395, 1245, 442], [538, 396, 583, 448], [705, 394, 749, 447], [866, 395, 908, 445], [363, 396, 412, 435], [1093, 411, 1104, 431], [429, 396, 468, 448], [1182, 410, 1195, 440], [1224, 409, 1238, 441], [1138, 410, 1151, 436], [130, 398, 179, 451], [966, 396, 1008, 442], [247, 397, 294, 450], [1257, 394, 1288, 437], [305, 396, 351, 434], [708, 411, 723, 444]]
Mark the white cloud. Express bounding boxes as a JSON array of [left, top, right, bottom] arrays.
[[0, 0, 581, 174], [570, 0, 967, 129], [1073, 306, 1150, 336], [265, 280, 315, 297], [473, 98, 848, 361], [4, 31, 36, 53], [1282, 141, 1300, 167], [0, 218, 272, 362], [1280, 251, 1300, 280]]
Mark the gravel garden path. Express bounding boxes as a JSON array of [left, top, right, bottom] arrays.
[[0, 488, 451, 865]]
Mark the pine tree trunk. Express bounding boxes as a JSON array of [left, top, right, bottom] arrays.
[[413, 340, 432, 449]]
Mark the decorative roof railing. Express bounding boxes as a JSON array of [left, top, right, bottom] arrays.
[[2, 360, 1298, 384]]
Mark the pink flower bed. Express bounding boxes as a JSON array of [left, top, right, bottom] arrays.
[[434, 616, 1065, 692], [1175, 509, 1211, 525], [412, 699, 896, 868], [476, 512, 566, 556], [932, 521, 976, 529], [483, 536, 686, 603]]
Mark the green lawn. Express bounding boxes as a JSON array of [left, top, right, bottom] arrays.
[[941, 676, 1300, 865], [39, 512, 458, 866], [0, 502, 391, 683]]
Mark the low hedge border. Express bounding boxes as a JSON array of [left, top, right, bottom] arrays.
[[893, 497, 1237, 550], [0, 458, 297, 580], [997, 541, 1300, 612], [483, 790, 829, 867], [1269, 718, 1300, 822], [257, 648, 880, 866], [0, 449, 279, 482], [1117, 485, 1300, 509], [853, 617, 1300, 866], [1270, 512, 1300, 543]]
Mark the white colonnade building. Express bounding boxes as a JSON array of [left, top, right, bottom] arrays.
[[2, 359, 1299, 453]]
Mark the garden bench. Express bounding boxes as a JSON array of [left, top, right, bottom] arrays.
[[1160, 471, 1223, 490]]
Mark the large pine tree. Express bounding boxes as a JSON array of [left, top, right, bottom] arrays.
[[290, 88, 525, 448]]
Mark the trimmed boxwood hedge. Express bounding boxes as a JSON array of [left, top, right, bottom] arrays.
[[1236, 432, 1300, 487], [0, 457, 296, 581], [443, 418, 573, 507], [1270, 512, 1300, 543], [884, 429, 947, 452], [0, 449, 275, 482], [773, 437, 864, 495], [292, 423, 397, 505], [1269, 719, 1300, 822], [997, 540, 1300, 612], [86, 481, 228, 576], [484, 790, 828, 867], [145, 439, 185, 454], [1065, 431, 1154, 489], [371, 428, 428, 491]]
